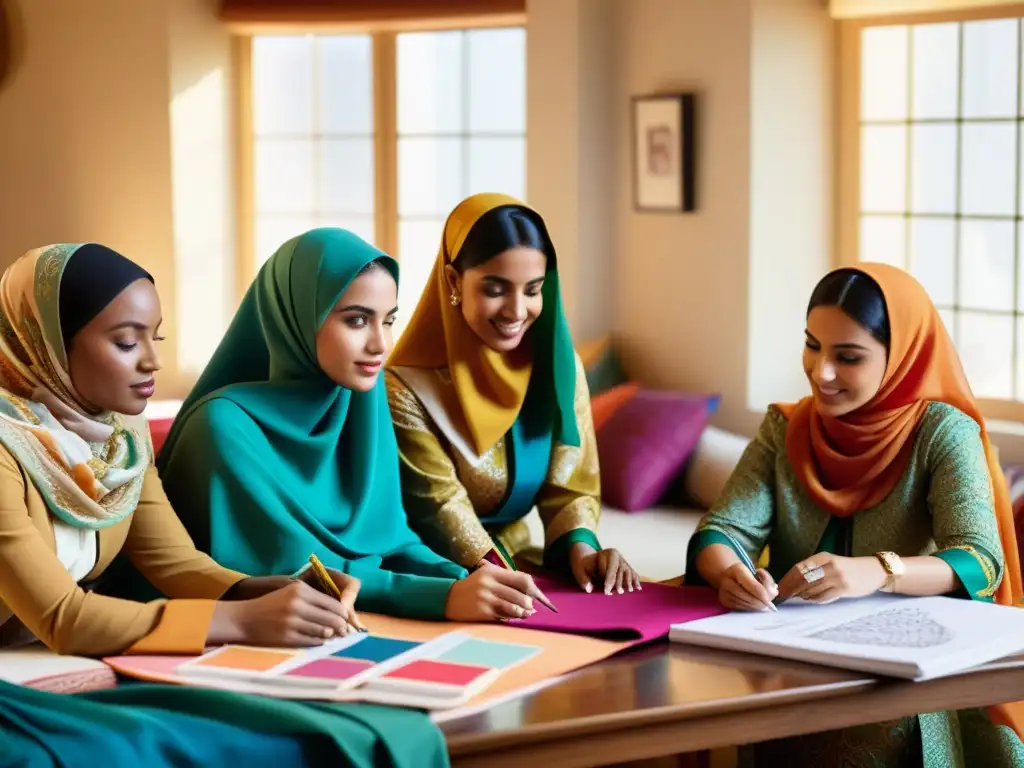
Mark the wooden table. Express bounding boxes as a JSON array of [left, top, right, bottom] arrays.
[[441, 641, 1024, 767]]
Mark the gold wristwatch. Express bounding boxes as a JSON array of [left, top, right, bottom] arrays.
[[875, 551, 904, 593]]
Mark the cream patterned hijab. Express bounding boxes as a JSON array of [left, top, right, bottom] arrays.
[[0, 244, 152, 529]]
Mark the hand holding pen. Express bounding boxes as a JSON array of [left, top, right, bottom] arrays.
[[717, 562, 778, 612]]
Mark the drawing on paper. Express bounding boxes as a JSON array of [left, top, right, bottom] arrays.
[[807, 607, 954, 648]]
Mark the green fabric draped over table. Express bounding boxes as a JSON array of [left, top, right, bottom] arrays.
[[0, 681, 449, 768]]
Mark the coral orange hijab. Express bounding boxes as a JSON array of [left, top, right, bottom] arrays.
[[777, 263, 1023, 609]]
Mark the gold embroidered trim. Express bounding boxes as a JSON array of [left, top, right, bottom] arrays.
[[946, 544, 999, 597], [544, 496, 599, 545]]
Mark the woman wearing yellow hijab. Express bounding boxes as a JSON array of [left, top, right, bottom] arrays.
[[387, 193, 638, 594]]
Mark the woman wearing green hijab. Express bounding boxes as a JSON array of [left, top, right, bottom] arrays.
[[159, 229, 545, 621]]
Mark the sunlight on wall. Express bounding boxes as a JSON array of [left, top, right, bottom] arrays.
[[170, 66, 233, 375]]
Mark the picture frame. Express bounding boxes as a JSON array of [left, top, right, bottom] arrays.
[[630, 93, 696, 213]]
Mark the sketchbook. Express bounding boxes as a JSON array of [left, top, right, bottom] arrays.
[[149, 631, 539, 710], [668, 593, 1024, 680]]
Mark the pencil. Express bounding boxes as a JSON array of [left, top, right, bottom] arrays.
[[308, 553, 343, 601], [308, 554, 365, 632]]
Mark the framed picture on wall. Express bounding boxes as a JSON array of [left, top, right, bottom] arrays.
[[631, 93, 696, 213]]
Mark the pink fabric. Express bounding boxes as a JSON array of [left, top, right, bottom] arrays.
[[596, 390, 711, 511], [509, 575, 727, 644]]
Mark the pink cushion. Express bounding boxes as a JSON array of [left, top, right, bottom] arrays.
[[597, 390, 712, 512], [148, 417, 174, 456]]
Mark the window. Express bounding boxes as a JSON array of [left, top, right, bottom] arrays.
[[841, 11, 1024, 409], [246, 27, 526, 332], [251, 35, 376, 265]]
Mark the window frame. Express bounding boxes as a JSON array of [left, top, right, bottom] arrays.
[[232, 15, 525, 304], [836, 4, 1024, 420]]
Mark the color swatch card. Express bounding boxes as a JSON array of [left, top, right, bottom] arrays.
[[173, 631, 541, 709]]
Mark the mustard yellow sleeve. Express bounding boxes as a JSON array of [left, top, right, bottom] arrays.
[[0, 449, 220, 657], [535, 354, 601, 563], [126, 467, 247, 598], [386, 371, 494, 568]]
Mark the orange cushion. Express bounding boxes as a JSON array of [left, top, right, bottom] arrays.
[[590, 382, 639, 432]]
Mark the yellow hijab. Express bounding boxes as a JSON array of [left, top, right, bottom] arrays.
[[388, 193, 578, 455]]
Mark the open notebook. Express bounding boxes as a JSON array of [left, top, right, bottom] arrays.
[[669, 593, 1024, 680], [0, 646, 117, 692]]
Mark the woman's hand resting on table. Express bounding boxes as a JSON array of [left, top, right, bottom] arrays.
[[775, 553, 887, 604], [210, 570, 363, 646], [569, 543, 641, 594]]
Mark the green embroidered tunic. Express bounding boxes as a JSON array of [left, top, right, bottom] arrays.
[[686, 403, 1023, 767]]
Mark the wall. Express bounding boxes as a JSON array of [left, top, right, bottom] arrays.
[[613, 0, 757, 436], [526, 0, 617, 343], [0, 0, 233, 399], [528, 0, 834, 438]]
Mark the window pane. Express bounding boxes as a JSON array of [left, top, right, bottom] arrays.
[[962, 19, 1019, 119], [860, 125, 907, 213], [468, 28, 526, 133], [861, 26, 908, 121], [316, 216, 376, 247], [468, 138, 526, 200], [959, 219, 1015, 311], [958, 312, 1013, 399], [397, 31, 464, 135], [317, 36, 373, 135], [910, 123, 956, 214], [396, 219, 446, 332], [319, 138, 374, 216], [908, 217, 955, 306], [252, 37, 314, 135], [912, 23, 959, 120], [255, 139, 314, 214], [859, 216, 906, 266], [960, 122, 1017, 216], [256, 216, 316, 266], [397, 137, 464, 217]]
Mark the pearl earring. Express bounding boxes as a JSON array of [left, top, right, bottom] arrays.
[[449, 292, 461, 307]]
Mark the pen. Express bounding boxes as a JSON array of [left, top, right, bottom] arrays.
[[733, 541, 777, 612]]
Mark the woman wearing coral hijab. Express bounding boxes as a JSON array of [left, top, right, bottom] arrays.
[[387, 193, 638, 594], [688, 264, 1023, 765]]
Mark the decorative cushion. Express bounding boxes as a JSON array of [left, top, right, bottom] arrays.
[[580, 340, 628, 397], [682, 425, 752, 509], [590, 382, 640, 432], [597, 389, 713, 512]]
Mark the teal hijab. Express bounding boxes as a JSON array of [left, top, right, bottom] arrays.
[[156, 229, 452, 580]]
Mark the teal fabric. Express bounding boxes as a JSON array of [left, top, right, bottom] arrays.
[[0, 681, 449, 768], [156, 229, 466, 619], [532, 254, 581, 448], [483, 382, 554, 528]]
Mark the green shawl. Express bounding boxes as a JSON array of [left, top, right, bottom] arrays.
[[0, 680, 449, 768], [157, 229, 465, 618]]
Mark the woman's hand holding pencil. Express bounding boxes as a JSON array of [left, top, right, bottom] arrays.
[[444, 565, 558, 622], [302, 554, 366, 634]]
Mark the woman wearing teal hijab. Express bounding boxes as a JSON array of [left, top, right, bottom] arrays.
[[158, 229, 545, 621]]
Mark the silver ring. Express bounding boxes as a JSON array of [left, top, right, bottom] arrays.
[[801, 565, 825, 584]]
